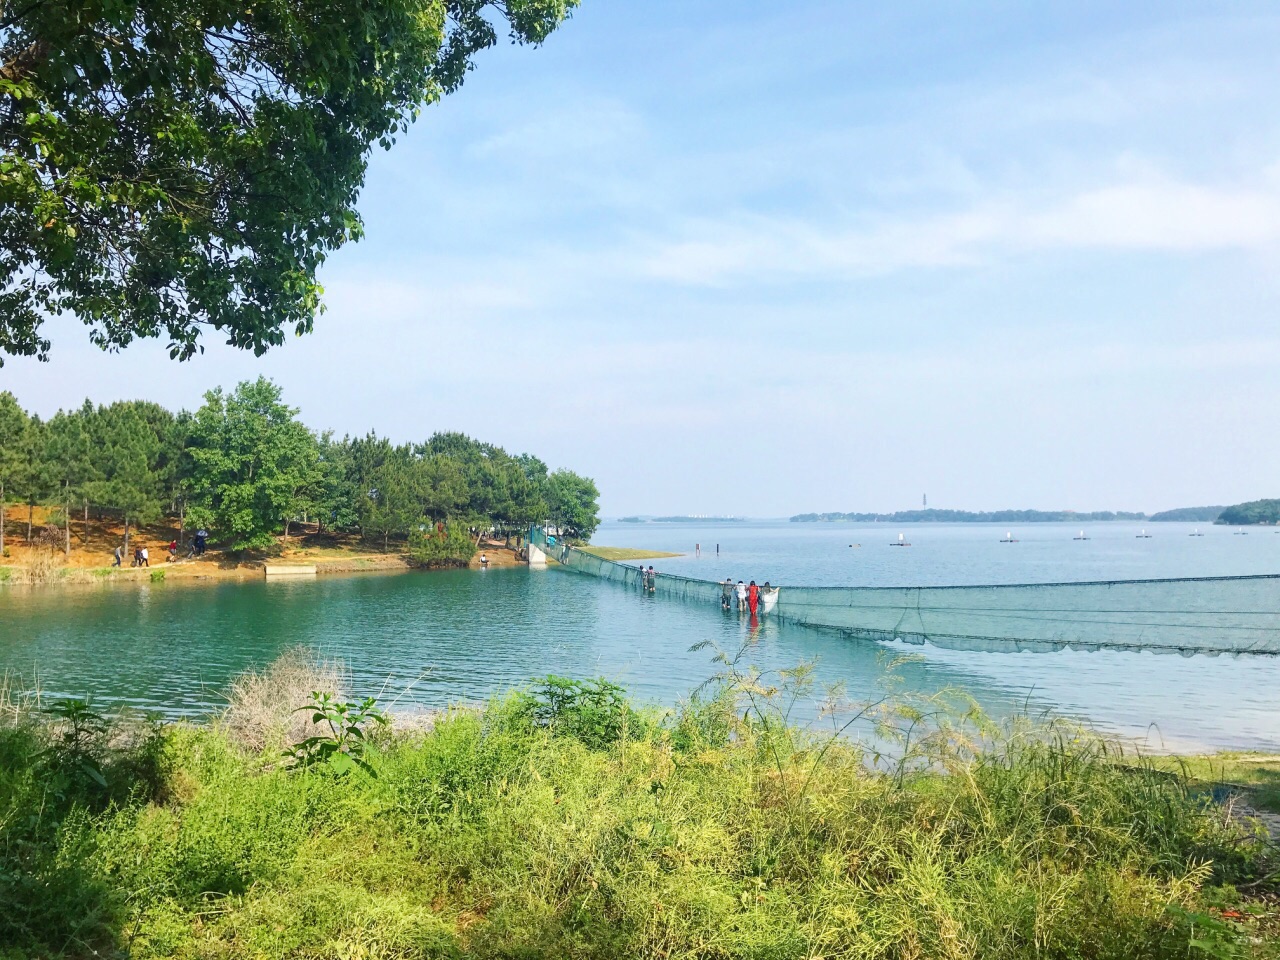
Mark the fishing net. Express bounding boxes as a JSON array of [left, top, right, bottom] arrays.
[[530, 529, 1280, 656]]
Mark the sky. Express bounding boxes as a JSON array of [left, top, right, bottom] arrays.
[[4, 0, 1280, 517]]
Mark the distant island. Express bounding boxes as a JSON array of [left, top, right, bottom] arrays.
[[651, 516, 745, 524], [1216, 500, 1280, 525], [614, 516, 745, 523], [1149, 506, 1225, 523], [791, 509, 1147, 523]]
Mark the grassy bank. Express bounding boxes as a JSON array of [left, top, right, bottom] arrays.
[[1, 657, 1278, 959], [1151, 753, 1280, 814], [580, 545, 683, 561]]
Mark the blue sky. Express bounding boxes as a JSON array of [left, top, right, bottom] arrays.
[[5, 1, 1280, 516]]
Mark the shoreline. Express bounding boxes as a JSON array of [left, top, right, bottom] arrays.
[[0, 540, 526, 587]]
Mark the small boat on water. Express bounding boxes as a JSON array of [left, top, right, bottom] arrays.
[[890, 533, 911, 547], [1234, 529, 1249, 536], [1073, 530, 1090, 541], [1190, 529, 1204, 537], [1136, 529, 1152, 539], [1000, 531, 1018, 543]]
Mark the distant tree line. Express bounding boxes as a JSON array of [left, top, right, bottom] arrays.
[[1216, 500, 1280, 526], [790, 509, 1148, 523], [1148, 506, 1225, 523], [0, 378, 600, 559]]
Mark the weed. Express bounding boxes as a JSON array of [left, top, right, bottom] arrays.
[[513, 675, 645, 749], [284, 692, 388, 776], [149, 569, 165, 582]]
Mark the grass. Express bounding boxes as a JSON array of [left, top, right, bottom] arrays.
[[1150, 753, 1280, 813], [0, 651, 1278, 959], [580, 545, 683, 561]]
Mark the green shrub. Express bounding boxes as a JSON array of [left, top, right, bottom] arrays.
[[407, 522, 476, 568], [149, 569, 165, 582], [512, 675, 647, 750]]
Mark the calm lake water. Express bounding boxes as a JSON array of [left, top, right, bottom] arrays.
[[1, 519, 1277, 752]]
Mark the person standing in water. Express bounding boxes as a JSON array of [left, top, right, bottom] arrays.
[[647, 565, 657, 593], [735, 579, 747, 611], [721, 577, 734, 610], [747, 580, 759, 615]]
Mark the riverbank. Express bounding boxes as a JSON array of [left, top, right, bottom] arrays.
[[0, 503, 524, 584], [2, 653, 1277, 959]]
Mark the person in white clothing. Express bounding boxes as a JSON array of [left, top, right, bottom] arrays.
[[735, 580, 747, 611]]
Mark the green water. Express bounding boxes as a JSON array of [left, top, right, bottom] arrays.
[[2, 562, 1278, 751]]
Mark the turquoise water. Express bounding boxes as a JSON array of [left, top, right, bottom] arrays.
[[1, 519, 1277, 752]]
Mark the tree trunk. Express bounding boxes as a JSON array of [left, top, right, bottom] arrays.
[[0, 481, 5, 557], [384, 530, 389, 552], [283, 518, 290, 543], [123, 515, 130, 559], [178, 500, 185, 547], [64, 488, 71, 558], [26, 503, 33, 543], [83, 500, 89, 545]]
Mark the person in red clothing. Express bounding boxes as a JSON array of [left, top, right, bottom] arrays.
[[747, 580, 759, 615]]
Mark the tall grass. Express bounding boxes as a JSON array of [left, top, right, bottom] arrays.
[[0, 650, 1274, 959]]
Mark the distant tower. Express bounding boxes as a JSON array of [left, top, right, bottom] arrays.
[[923, 493, 927, 508]]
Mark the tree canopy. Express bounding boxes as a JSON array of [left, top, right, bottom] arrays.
[[0, 380, 599, 553], [0, 0, 577, 365], [1217, 500, 1280, 526]]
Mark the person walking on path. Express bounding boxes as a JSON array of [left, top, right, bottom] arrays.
[[140, 546, 149, 567], [747, 580, 760, 616], [167, 540, 177, 562], [112, 544, 123, 567], [721, 577, 734, 610]]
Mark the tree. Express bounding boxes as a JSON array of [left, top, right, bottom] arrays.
[[314, 432, 360, 534], [0, 390, 29, 555], [363, 448, 420, 551], [17, 415, 55, 543], [46, 406, 95, 554], [547, 469, 599, 542], [188, 377, 319, 551], [0, 0, 578, 365], [91, 403, 164, 556]]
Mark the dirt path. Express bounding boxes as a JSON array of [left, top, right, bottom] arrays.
[[1, 505, 524, 583]]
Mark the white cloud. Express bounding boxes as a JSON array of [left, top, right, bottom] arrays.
[[631, 166, 1280, 287]]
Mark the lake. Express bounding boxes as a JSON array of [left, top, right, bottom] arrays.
[[1, 519, 1276, 752]]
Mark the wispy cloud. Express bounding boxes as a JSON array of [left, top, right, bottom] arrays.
[[635, 165, 1280, 287]]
